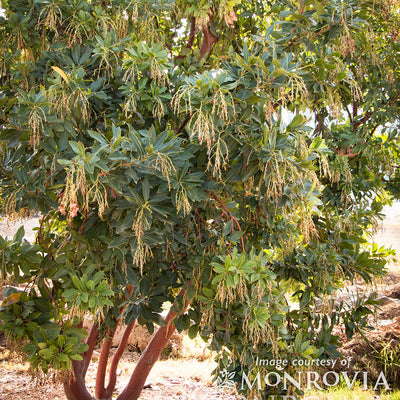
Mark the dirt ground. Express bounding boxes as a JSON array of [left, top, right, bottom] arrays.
[[0, 331, 239, 399], [0, 217, 244, 400], [0, 351, 238, 400], [1, 203, 400, 400], [374, 202, 400, 275], [0, 217, 40, 244]]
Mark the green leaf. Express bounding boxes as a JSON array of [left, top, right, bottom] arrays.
[[89, 78, 105, 92], [87, 130, 108, 145], [89, 295, 96, 308], [287, 114, 306, 131], [245, 94, 261, 105], [63, 288, 79, 300], [69, 141, 81, 155], [13, 227, 25, 243], [64, 327, 88, 339], [225, 274, 234, 288], [70, 354, 84, 361], [92, 271, 104, 285], [39, 348, 54, 360], [222, 220, 233, 236], [80, 292, 89, 303], [211, 275, 223, 285], [202, 287, 215, 298], [188, 324, 199, 339], [272, 67, 286, 77], [56, 353, 69, 363], [71, 276, 82, 290]]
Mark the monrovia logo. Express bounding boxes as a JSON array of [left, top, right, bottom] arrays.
[[217, 366, 391, 397], [240, 370, 391, 392]]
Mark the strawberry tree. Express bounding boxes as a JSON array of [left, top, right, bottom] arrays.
[[0, 0, 400, 399]]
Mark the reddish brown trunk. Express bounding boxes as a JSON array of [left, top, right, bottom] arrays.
[[64, 360, 94, 400], [84, 323, 99, 375], [64, 323, 98, 400], [116, 309, 180, 400], [199, 23, 219, 60], [176, 16, 197, 61], [95, 326, 117, 399], [63, 291, 188, 400], [104, 321, 136, 398], [187, 16, 196, 49]]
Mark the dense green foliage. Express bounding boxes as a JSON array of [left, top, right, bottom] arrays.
[[0, 0, 400, 398]]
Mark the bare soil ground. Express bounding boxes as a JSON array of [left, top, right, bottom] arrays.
[[0, 328, 241, 399], [2, 203, 400, 400], [0, 348, 238, 400], [0, 218, 241, 400]]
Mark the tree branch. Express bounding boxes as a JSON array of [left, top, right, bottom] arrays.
[[64, 360, 93, 400], [345, 104, 353, 124], [175, 16, 197, 61], [187, 16, 196, 49], [117, 288, 189, 400], [287, 23, 331, 47], [312, 110, 325, 137], [64, 320, 96, 400], [42, 279, 60, 314], [210, 192, 245, 252], [83, 323, 99, 376], [389, 93, 400, 107], [175, 114, 190, 135], [353, 100, 358, 119], [199, 20, 219, 61], [352, 109, 373, 130], [105, 320, 137, 398], [37, 215, 52, 261], [95, 325, 118, 399], [0, 114, 22, 130]]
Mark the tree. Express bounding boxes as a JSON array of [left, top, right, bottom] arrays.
[[0, 0, 399, 399]]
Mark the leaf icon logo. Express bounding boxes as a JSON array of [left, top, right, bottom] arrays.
[[217, 369, 236, 388]]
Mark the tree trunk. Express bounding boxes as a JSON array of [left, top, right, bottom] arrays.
[[95, 328, 116, 400], [64, 360, 94, 400], [104, 321, 136, 399], [199, 23, 219, 60], [64, 324, 98, 400], [63, 293, 187, 400], [116, 308, 180, 400]]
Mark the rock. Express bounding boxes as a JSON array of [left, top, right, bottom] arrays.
[[336, 318, 400, 389], [82, 318, 183, 357], [375, 294, 400, 306], [112, 323, 183, 357], [377, 302, 400, 320], [385, 283, 400, 299]]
